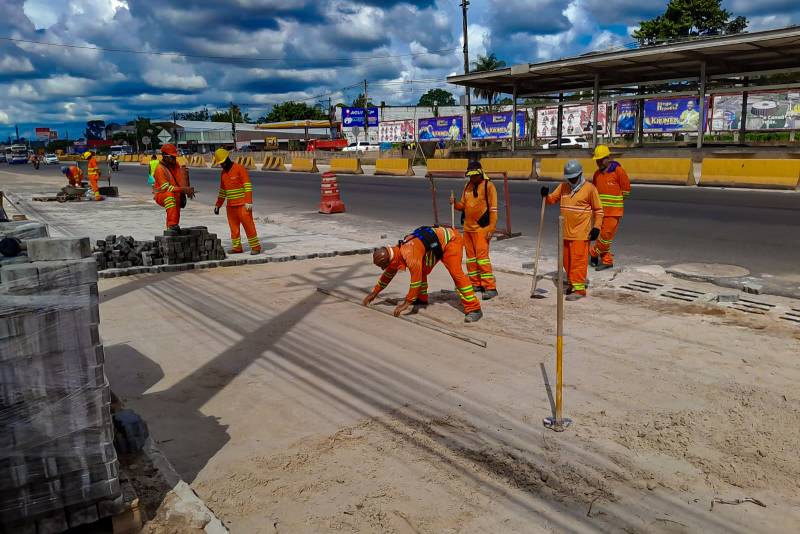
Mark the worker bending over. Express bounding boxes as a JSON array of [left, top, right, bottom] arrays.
[[451, 160, 499, 300], [541, 160, 604, 301], [589, 145, 630, 270], [83, 151, 102, 201], [212, 148, 261, 254], [363, 226, 482, 322], [61, 165, 83, 187], [152, 144, 194, 230]]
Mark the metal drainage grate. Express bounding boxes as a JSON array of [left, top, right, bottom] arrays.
[[729, 298, 776, 315], [621, 279, 664, 294], [660, 287, 706, 303], [780, 308, 800, 324]]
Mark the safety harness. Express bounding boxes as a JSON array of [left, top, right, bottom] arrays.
[[401, 226, 444, 261]]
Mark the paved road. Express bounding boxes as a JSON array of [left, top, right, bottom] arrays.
[[9, 163, 800, 282]]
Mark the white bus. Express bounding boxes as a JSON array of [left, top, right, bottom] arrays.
[[8, 144, 29, 165]]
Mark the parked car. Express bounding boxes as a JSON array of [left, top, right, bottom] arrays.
[[542, 136, 590, 149], [43, 153, 59, 165], [342, 141, 380, 153]]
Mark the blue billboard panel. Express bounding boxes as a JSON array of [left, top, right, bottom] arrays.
[[418, 116, 463, 141], [643, 97, 707, 132], [615, 101, 637, 134], [342, 107, 379, 127], [470, 111, 526, 139]]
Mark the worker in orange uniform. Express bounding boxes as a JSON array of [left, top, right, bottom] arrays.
[[541, 160, 604, 301], [589, 145, 630, 271], [363, 226, 482, 322], [450, 160, 499, 300], [83, 151, 102, 201], [152, 144, 194, 230], [212, 148, 261, 255], [61, 165, 83, 187]]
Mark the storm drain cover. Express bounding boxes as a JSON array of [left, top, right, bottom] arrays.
[[729, 298, 776, 315], [621, 279, 664, 294], [660, 287, 706, 302], [780, 308, 800, 324]]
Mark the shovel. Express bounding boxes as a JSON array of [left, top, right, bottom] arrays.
[[530, 196, 548, 299]]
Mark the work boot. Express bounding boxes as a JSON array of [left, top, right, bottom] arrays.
[[227, 248, 243, 254], [250, 248, 262, 255], [565, 293, 585, 301], [464, 310, 483, 323], [168, 224, 180, 232], [482, 289, 498, 300], [473, 286, 484, 293], [412, 299, 429, 307], [590, 255, 599, 267], [595, 264, 613, 271]]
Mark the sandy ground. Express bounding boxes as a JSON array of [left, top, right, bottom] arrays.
[[96, 254, 800, 533]]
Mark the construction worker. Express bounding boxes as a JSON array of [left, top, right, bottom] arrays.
[[589, 145, 630, 271], [83, 151, 102, 201], [212, 148, 261, 254], [61, 165, 83, 187], [541, 160, 604, 301], [147, 154, 158, 186], [153, 144, 194, 230], [450, 160, 499, 299], [363, 226, 483, 322]]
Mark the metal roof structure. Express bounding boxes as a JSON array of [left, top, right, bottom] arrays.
[[447, 26, 800, 96]]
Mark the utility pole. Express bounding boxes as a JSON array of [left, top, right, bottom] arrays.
[[229, 101, 236, 149], [363, 79, 369, 141], [461, 0, 472, 150], [172, 111, 178, 146]]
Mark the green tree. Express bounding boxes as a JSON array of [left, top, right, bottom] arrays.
[[418, 88, 456, 107], [177, 108, 209, 121], [633, 0, 748, 46], [351, 93, 374, 108], [471, 53, 507, 111], [211, 104, 252, 123], [257, 101, 329, 123]]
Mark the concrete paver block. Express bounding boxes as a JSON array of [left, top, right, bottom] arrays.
[[27, 238, 91, 261]]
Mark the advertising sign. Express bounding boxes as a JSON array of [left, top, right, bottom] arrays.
[[643, 97, 708, 132], [342, 107, 379, 128], [536, 103, 607, 138], [470, 111, 527, 140], [35, 127, 50, 140], [711, 90, 800, 131], [615, 101, 637, 134], [49, 131, 58, 140], [418, 116, 463, 141], [378, 120, 415, 143]]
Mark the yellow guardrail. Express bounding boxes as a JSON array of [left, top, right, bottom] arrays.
[[290, 157, 319, 173], [329, 158, 363, 174], [536, 158, 595, 180], [375, 158, 415, 176], [481, 158, 535, 180], [699, 158, 800, 189], [616, 158, 693, 185], [261, 156, 286, 171], [426, 158, 468, 177]]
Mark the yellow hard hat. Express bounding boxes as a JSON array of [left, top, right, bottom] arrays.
[[592, 145, 611, 160], [212, 148, 229, 166], [82, 151, 92, 159]]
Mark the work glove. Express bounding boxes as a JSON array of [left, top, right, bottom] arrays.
[[540, 186, 549, 198], [245, 203, 253, 212], [588, 227, 600, 241], [213, 206, 220, 215]]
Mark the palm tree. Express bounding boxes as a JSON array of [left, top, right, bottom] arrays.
[[471, 53, 507, 111]]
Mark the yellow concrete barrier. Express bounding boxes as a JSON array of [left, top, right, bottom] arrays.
[[177, 155, 188, 167], [234, 155, 244, 165], [699, 158, 800, 189], [241, 156, 257, 170], [426, 158, 468, 177], [375, 158, 414, 176], [139, 155, 149, 165], [616, 158, 693, 185], [291, 157, 319, 173], [480, 158, 535, 180], [329, 158, 363, 175], [187, 155, 205, 168], [536, 158, 595, 180], [433, 148, 451, 158], [261, 156, 286, 171]]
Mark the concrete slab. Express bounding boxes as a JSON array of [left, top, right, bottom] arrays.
[[27, 237, 91, 261]]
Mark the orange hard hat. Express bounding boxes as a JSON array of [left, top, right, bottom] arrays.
[[160, 143, 178, 157]]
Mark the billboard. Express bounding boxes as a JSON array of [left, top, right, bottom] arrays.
[[711, 90, 800, 131], [342, 107, 379, 128], [378, 120, 415, 143], [615, 101, 637, 134], [643, 97, 708, 132], [35, 127, 50, 141], [536, 103, 607, 138], [470, 111, 527, 140], [418, 116, 463, 141]]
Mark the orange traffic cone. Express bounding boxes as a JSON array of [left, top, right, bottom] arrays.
[[319, 171, 346, 214]]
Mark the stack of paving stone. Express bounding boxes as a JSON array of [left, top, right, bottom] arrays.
[[156, 226, 226, 265], [0, 237, 122, 533], [93, 235, 164, 270]]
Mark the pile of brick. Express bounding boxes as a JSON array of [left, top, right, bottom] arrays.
[[0, 237, 122, 533], [93, 227, 225, 271]]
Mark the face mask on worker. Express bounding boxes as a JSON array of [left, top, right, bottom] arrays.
[[568, 173, 585, 191], [222, 158, 234, 171]]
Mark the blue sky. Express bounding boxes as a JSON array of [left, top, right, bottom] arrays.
[[2, 0, 799, 140]]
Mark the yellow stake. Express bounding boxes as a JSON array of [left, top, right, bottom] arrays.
[[545, 215, 571, 431]]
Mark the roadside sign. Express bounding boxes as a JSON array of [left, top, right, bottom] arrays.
[[142, 136, 151, 145], [157, 129, 172, 143]]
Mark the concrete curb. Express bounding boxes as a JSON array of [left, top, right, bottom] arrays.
[[99, 247, 379, 278], [143, 438, 228, 533]]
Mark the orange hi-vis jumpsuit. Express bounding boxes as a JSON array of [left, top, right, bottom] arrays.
[[152, 162, 182, 228], [86, 156, 100, 200], [215, 162, 260, 253], [546, 182, 604, 295], [66, 167, 83, 187], [372, 227, 480, 313], [454, 172, 498, 291], [590, 161, 630, 266]]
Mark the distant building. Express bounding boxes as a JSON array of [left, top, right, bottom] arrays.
[[174, 120, 334, 152]]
